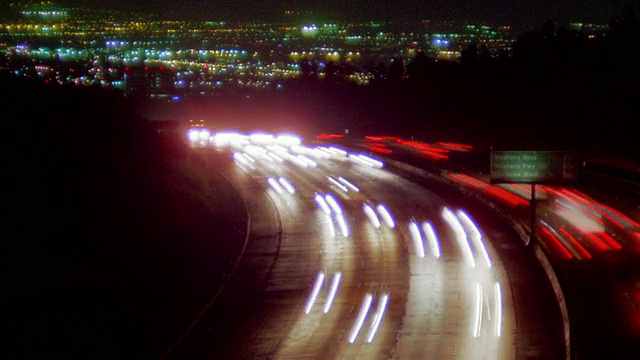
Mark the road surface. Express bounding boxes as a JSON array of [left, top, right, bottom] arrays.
[[162, 132, 565, 359]]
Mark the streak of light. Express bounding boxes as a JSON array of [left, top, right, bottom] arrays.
[[558, 227, 592, 259], [494, 282, 502, 337], [325, 194, 343, 215], [420, 150, 449, 160], [267, 177, 284, 195], [213, 131, 246, 147], [233, 152, 255, 169], [312, 148, 331, 159], [338, 177, 360, 192], [315, 147, 334, 158], [316, 133, 344, 140], [484, 286, 492, 321], [297, 154, 317, 167], [326, 213, 336, 238], [266, 152, 284, 162], [249, 132, 274, 145], [422, 222, 441, 258], [473, 283, 483, 337], [363, 204, 381, 228], [538, 224, 573, 260], [278, 177, 296, 194], [366, 293, 390, 343], [348, 154, 372, 167], [241, 153, 255, 163], [349, 293, 373, 343], [315, 193, 332, 214], [357, 154, 384, 168], [245, 144, 268, 157], [328, 176, 349, 192], [448, 174, 528, 206], [555, 198, 604, 233], [457, 210, 492, 267], [304, 272, 325, 314], [540, 221, 583, 259], [289, 154, 309, 168], [336, 213, 350, 237], [582, 232, 609, 250], [442, 208, 476, 268], [290, 144, 309, 154], [597, 232, 623, 250], [276, 134, 301, 146], [566, 189, 639, 228], [323, 273, 342, 314], [327, 147, 348, 157], [409, 221, 425, 258], [377, 204, 396, 228], [364, 135, 400, 141], [437, 142, 473, 150]]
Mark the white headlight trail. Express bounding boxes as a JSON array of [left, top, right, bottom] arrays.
[[325, 195, 343, 215], [409, 221, 425, 258], [323, 272, 342, 314], [422, 222, 441, 258], [278, 177, 296, 194], [377, 204, 396, 228], [349, 293, 373, 343], [267, 177, 284, 195], [338, 177, 360, 192], [366, 293, 389, 343], [328, 176, 349, 192], [315, 194, 332, 214], [363, 204, 381, 228], [304, 272, 325, 314], [456, 210, 492, 268], [442, 208, 475, 268]]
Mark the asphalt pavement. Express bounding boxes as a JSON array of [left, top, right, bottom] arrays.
[[163, 133, 566, 359]]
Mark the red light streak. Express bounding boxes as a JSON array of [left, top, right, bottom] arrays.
[[539, 227, 573, 260], [449, 173, 480, 188], [316, 133, 345, 140], [569, 189, 640, 228], [397, 140, 450, 153], [368, 144, 393, 154], [420, 150, 449, 160], [448, 174, 528, 206], [437, 142, 473, 150], [364, 136, 400, 141], [558, 228, 592, 260], [597, 232, 622, 250], [583, 232, 610, 251]]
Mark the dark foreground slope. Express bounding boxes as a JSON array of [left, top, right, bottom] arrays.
[[2, 75, 247, 359]]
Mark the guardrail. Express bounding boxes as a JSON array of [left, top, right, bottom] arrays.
[[382, 156, 572, 360]]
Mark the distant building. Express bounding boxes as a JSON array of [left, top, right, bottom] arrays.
[[123, 65, 175, 98]]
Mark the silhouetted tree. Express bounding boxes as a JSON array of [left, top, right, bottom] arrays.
[[406, 51, 430, 85], [479, 45, 491, 64], [387, 57, 404, 82], [460, 44, 479, 65]]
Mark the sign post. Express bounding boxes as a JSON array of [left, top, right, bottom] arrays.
[[490, 151, 578, 247]]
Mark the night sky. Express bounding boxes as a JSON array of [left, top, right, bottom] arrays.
[[56, 0, 640, 28]]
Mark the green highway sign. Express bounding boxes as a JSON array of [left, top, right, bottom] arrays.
[[490, 151, 578, 184]]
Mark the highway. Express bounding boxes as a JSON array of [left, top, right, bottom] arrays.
[[350, 136, 640, 359], [162, 130, 565, 359]]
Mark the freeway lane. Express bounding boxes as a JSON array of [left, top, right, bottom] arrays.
[[164, 131, 565, 359], [350, 136, 640, 358]]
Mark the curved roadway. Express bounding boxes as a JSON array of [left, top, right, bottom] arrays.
[[163, 133, 565, 359]]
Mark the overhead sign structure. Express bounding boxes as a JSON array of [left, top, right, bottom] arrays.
[[490, 150, 578, 247], [490, 151, 578, 184]]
